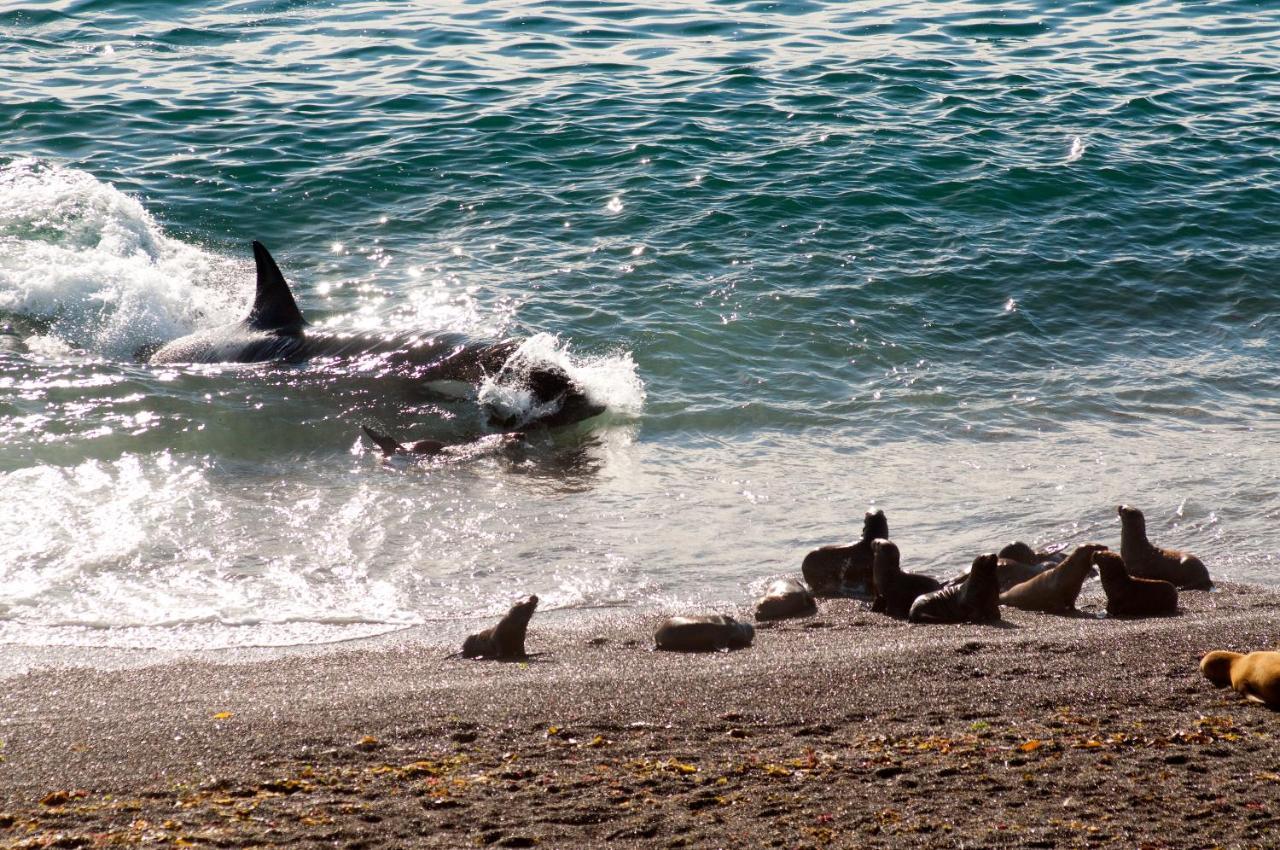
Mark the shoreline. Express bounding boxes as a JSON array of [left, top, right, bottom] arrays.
[[3, 583, 1279, 848]]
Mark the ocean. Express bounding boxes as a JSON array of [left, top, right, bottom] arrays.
[[1, 0, 1277, 650]]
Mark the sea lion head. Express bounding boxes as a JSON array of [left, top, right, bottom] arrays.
[[511, 595, 539, 620], [1117, 504, 1146, 534], [862, 509, 889, 542], [871, 538, 900, 585], [1092, 550, 1127, 580], [970, 552, 999, 577], [998, 541, 1038, 564], [1200, 650, 1242, 687]]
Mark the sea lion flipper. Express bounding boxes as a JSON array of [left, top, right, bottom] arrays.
[[362, 425, 403, 456]]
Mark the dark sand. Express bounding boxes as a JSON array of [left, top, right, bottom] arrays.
[[3, 583, 1280, 849]]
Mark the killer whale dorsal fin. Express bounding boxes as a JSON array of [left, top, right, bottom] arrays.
[[247, 241, 307, 332]]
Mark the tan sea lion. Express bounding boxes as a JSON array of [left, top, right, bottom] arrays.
[[1200, 651, 1280, 708], [754, 577, 818, 621], [908, 553, 1000, 624], [999, 543, 1108, 614], [654, 614, 755, 652], [871, 539, 943, 619], [461, 595, 539, 659], [1094, 551, 1177, 617], [1117, 504, 1211, 590], [801, 509, 888, 597]]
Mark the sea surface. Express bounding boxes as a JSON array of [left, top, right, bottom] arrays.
[[1, 0, 1277, 650]]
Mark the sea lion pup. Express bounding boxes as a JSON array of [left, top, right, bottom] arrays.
[[999, 543, 1109, 614], [461, 595, 539, 659], [754, 577, 818, 621], [801, 509, 888, 597], [1094, 551, 1178, 618], [870, 539, 943, 619], [909, 553, 1001, 624], [1117, 504, 1212, 590], [1200, 651, 1280, 708], [655, 614, 754, 652]]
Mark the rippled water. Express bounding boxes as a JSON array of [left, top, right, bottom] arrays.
[[2, 0, 1278, 648]]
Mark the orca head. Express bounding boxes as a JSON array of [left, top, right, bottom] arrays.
[[246, 241, 307, 334]]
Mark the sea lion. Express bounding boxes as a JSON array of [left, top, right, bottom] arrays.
[[870, 539, 943, 619], [801, 509, 888, 596], [998, 540, 1068, 567], [362, 425, 448, 457], [461, 595, 539, 659], [1117, 504, 1212, 590], [1200, 651, 1280, 708], [1094, 551, 1177, 618], [754, 577, 818, 622], [654, 614, 755, 652], [908, 553, 1001, 624], [999, 543, 1109, 614]]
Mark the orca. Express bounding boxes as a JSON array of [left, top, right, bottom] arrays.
[[148, 241, 605, 428]]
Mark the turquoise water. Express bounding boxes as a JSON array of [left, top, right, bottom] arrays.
[[1, 0, 1277, 648]]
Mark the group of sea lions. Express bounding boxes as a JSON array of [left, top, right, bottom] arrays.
[[456, 503, 1279, 708], [797, 504, 1210, 622]]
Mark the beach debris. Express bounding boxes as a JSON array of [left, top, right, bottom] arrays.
[[753, 576, 817, 621], [462, 595, 539, 659], [40, 789, 88, 807], [653, 614, 754, 652], [210, 711, 234, 721]]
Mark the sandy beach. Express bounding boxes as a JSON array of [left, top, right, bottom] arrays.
[[3, 583, 1279, 849]]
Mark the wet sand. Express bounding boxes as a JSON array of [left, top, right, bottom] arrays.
[[3, 583, 1279, 849]]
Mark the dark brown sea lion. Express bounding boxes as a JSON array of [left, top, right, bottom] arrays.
[[801, 509, 888, 597], [999, 543, 1108, 614], [1117, 504, 1211, 590], [998, 540, 1068, 566], [871, 539, 943, 619], [754, 577, 818, 621], [908, 553, 1000, 624], [461, 595, 539, 659], [654, 615, 755, 652], [1200, 651, 1280, 708], [363, 425, 448, 457], [1094, 551, 1177, 618]]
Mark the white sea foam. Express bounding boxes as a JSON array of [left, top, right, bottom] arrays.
[[477, 332, 646, 426], [1066, 134, 1086, 163], [0, 158, 241, 359]]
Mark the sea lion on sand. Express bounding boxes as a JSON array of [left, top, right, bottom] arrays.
[[999, 541, 1068, 566], [1200, 651, 1280, 708], [1000, 543, 1108, 614], [1095, 551, 1177, 618], [801, 509, 888, 596], [654, 615, 755, 652], [1117, 504, 1211, 590], [462, 595, 539, 659], [909, 553, 1000, 624], [754, 577, 818, 621], [871, 539, 943, 619]]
